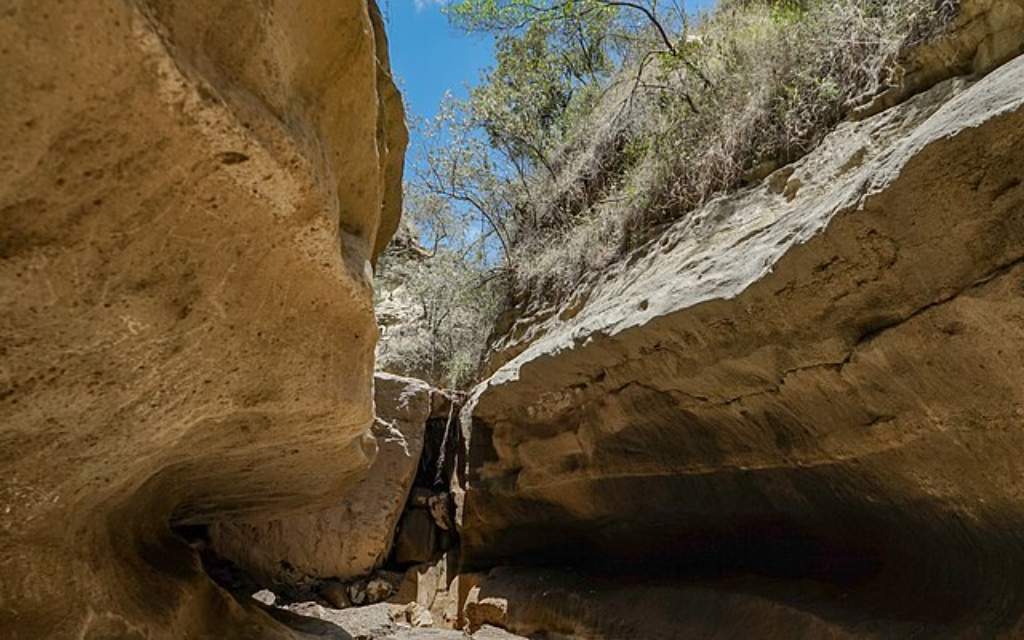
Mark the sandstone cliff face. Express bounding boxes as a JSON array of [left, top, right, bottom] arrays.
[[0, 2, 404, 638], [852, 0, 1024, 118], [210, 373, 433, 586], [460, 51, 1024, 636]]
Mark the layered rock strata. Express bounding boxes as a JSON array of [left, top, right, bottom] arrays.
[[853, 0, 1024, 118], [460, 52, 1024, 636], [0, 1, 404, 638]]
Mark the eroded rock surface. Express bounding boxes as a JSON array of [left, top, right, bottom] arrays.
[[460, 567, 953, 639], [0, 1, 404, 638], [853, 0, 1024, 118], [210, 373, 433, 586], [460, 53, 1024, 636]]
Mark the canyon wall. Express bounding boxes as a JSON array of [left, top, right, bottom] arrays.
[[0, 1, 404, 638], [209, 373, 435, 587], [460, 49, 1024, 637]]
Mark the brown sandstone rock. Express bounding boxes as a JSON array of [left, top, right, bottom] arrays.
[[395, 508, 439, 565], [462, 586, 509, 634], [457, 567, 914, 639], [460, 52, 1024, 636], [390, 553, 462, 630], [367, 576, 397, 603], [854, 0, 1024, 119], [395, 601, 435, 628], [0, 1, 404, 638], [394, 561, 444, 610], [209, 373, 433, 585], [320, 580, 353, 610]]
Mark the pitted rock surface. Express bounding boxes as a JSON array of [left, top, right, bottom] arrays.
[[0, 1, 404, 638], [461, 53, 1024, 636], [210, 373, 434, 585]]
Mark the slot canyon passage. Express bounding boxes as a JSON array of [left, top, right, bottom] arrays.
[[3, 0, 1024, 639]]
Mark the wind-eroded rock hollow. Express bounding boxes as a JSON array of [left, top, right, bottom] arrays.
[[0, 1, 405, 638]]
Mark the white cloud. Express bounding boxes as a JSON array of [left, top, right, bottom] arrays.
[[413, 0, 445, 12]]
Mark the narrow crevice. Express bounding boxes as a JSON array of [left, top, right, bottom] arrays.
[[176, 393, 469, 627], [386, 405, 463, 570]]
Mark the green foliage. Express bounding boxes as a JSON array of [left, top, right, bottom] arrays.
[[450, 0, 621, 177], [769, 1, 806, 25], [507, 0, 955, 296], [382, 0, 958, 386], [375, 247, 501, 389], [448, 0, 617, 34], [375, 182, 503, 389]]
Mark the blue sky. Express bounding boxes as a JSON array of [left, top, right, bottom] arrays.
[[383, 0, 717, 170], [384, 1, 493, 136]]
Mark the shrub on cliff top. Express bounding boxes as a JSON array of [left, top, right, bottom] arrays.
[[382, 0, 957, 386], [374, 184, 503, 389], [507, 0, 956, 295], [434, 0, 955, 294]]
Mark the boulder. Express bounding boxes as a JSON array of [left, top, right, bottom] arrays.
[[460, 53, 1024, 634], [367, 576, 397, 603], [393, 561, 444, 609], [395, 602, 435, 628], [252, 589, 278, 607], [0, 1, 404, 638], [395, 508, 439, 565], [391, 553, 460, 621], [209, 373, 433, 584], [462, 588, 509, 634], [320, 580, 353, 609]]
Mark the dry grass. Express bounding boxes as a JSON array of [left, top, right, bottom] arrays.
[[510, 0, 958, 297]]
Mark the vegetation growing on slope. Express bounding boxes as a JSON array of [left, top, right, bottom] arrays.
[[374, 185, 503, 389], [378, 0, 958, 387]]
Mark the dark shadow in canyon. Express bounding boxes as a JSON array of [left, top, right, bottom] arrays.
[[462, 461, 1024, 637]]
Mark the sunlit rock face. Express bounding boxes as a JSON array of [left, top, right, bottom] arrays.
[[0, 1, 404, 638], [459, 51, 1024, 636]]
